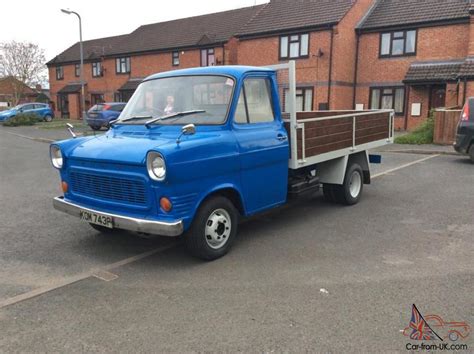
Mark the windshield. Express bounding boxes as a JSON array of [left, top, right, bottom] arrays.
[[118, 75, 235, 125]]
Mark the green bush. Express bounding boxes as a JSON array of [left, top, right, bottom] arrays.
[[394, 111, 434, 145], [2, 113, 39, 127]]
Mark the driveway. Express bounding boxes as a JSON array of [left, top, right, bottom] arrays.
[[0, 128, 472, 351]]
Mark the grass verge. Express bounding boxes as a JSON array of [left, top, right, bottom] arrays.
[[394, 113, 434, 144]]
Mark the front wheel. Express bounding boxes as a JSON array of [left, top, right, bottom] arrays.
[[43, 114, 53, 122], [184, 196, 238, 261]]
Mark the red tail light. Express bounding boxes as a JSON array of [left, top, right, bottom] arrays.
[[461, 103, 469, 121], [103, 104, 111, 111]]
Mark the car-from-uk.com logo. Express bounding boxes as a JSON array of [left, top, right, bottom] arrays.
[[403, 304, 470, 351]]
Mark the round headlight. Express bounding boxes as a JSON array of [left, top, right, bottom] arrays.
[[147, 152, 166, 181], [50, 145, 63, 169]]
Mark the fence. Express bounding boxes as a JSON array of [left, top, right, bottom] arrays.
[[433, 110, 461, 145]]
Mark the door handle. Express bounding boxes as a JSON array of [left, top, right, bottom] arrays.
[[277, 134, 287, 141]]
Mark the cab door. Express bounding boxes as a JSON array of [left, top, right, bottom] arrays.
[[232, 75, 289, 214]]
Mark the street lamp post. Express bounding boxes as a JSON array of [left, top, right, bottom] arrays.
[[61, 9, 86, 122]]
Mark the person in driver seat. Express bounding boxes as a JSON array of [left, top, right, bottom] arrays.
[[164, 95, 176, 115]]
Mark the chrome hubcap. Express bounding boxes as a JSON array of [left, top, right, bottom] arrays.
[[349, 171, 362, 198], [205, 208, 231, 249]]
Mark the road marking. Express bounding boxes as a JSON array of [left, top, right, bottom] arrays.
[[372, 154, 439, 179], [92, 270, 119, 282], [0, 243, 178, 309]]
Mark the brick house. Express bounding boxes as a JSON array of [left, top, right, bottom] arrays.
[[46, 5, 263, 118], [47, 0, 474, 130], [0, 76, 47, 108], [355, 0, 474, 130]]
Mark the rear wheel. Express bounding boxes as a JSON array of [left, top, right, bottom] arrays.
[[91, 125, 101, 131], [184, 196, 238, 261], [334, 163, 364, 205], [43, 114, 53, 122]]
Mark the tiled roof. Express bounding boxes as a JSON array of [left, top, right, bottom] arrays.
[[458, 59, 474, 78], [403, 61, 463, 83], [47, 35, 129, 65], [108, 5, 264, 56], [57, 84, 83, 94], [118, 79, 143, 91], [48, 5, 263, 65], [237, 0, 354, 37], [359, 0, 470, 30]]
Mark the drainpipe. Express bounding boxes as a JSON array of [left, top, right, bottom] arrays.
[[404, 85, 410, 131], [327, 26, 335, 110], [463, 77, 468, 104], [352, 29, 361, 109]]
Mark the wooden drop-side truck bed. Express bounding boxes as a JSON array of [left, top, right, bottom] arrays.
[[267, 61, 394, 200]]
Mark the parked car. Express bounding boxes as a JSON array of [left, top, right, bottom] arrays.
[[454, 97, 474, 162], [0, 103, 54, 122], [50, 63, 393, 260], [86, 103, 126, 130]]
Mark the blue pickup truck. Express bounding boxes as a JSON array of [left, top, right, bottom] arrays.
[[51, 62, 394, 260]]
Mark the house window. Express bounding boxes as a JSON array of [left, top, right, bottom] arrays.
[[92, 62, 102, 77], [56, 66, 64, 80], [283, 87, 314, 112], [201, 48, 215, 66], [370, 87, 405, 114], [234, 78, 275, 124], [114, 92, 122, 102], [91, 93, 105, 106], [115, 57, 131, 74], [380, 30, 417, 57], [280, 33, 309, 59], [172, 51, 180, 66], [74, 64, 80, 77]]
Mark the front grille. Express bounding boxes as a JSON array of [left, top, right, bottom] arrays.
[[70, 171, 147, 206]]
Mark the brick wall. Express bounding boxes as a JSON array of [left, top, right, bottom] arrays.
[[355, 23, 469, 130]]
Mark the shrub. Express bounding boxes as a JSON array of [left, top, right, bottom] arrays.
[[2, 113, 39, 127], [395, 111, 434, 145]]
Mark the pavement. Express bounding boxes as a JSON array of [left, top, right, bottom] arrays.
[[0, 126, 472, 352]]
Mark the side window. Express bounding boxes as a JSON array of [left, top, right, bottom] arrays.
[[235, 78, 275, 124]]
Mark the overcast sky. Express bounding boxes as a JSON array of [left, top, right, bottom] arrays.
[[1, 0, 268, 62]]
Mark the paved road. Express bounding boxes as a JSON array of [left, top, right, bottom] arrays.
[[0, 128, 472, 351]]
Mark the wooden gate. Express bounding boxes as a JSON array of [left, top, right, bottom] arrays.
[[433, 110, 461, 145]]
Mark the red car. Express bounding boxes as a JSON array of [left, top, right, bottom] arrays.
[[403, 314, 470, 341]]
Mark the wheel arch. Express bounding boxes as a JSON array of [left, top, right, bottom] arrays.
[[196, 184, 246, 217]]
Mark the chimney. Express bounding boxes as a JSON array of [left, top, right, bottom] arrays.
[[469, 1, 474, 56]]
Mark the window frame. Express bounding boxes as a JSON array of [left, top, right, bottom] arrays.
[[92, 61, 103, 77], [369, 86, 406, 115], [279, 33, 310, 60], [56, 66, 64, 80], [379, 29, 417, 58], [74, 64, 80, 77], [172, 51, 180, 66], [200, 48, 215, 67], [115, 57, 131, 74], [234, 76, 276, 125], [90, 93, 105, 106], [283, 86, 314, 112]]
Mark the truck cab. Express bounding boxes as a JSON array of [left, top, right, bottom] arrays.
[[51, 64, 393, 260]]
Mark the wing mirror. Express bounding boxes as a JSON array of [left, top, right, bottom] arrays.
[[66, 123, 77, 138], [176, 124, 195, 144]]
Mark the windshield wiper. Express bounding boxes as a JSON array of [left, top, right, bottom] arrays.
[[145, 110, 206, 128], [112, 115, 153, 126]]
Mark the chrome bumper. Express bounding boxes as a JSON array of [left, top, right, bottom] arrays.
[[53, 196, 183, 237]]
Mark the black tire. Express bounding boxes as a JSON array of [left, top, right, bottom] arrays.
[[334, 163, 364, 205], [91, 125, 101, 131], [184, 196, 238, 261], [89, 223, 115, 234], [469, 145, 474, 163], [44, 114, 53, 122]]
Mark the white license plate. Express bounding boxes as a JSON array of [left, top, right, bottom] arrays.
[[79, 210, 113, 229]]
